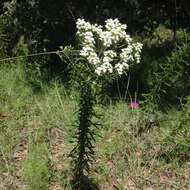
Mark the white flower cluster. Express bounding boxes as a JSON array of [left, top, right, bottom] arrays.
[[100, 19, 127, 47], [76, 18, 143, 76], [95, 50, 117, 75]]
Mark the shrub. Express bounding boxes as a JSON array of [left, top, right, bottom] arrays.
[[160, 96, 190, 163], [142, 30, 190, 111], [144, 25, 173, 49]]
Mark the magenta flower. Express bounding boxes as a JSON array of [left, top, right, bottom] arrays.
[[130, 101, 139, 109]]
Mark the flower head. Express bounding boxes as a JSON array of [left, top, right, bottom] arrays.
[[76, 18, 143, 77], [130, 101, 139, 109]]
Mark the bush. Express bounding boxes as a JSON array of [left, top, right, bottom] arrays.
[[143, 25, 174, 55], [160, 96, 190, 163], [142, 30, 190, 111]]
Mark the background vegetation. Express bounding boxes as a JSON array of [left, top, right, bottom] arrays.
[[0, 0, 190, 189]]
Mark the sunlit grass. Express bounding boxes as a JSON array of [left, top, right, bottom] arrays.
[[0, 64, 190, 190]]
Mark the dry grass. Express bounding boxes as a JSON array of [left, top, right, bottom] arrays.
[[0, 65, 190, 190]]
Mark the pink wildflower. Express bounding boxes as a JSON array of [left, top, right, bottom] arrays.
[[130, 101, 139, 109]]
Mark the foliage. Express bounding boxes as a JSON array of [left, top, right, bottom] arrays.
[[70, 82, 97, 189], [0, 1, 190, 100], [23, 144, 50, 190], [161, 96, 190, 163], [1, 1, 190, 189], [141, 30, 190, 111], [1, 1, 190, 72], [12, 36, 52, 91], [0, 0, 20, 55], [1, 64, 190, 189], [0, 30, 6, 59], [143, 25, 174, 56]]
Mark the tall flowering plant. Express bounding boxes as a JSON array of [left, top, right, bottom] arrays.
[[59, 18, 142, 189]]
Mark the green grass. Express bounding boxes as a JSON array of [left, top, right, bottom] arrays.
[[0, 63, 190, 190]]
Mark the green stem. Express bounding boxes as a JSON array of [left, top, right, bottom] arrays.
[[73, 81, 95, 188]]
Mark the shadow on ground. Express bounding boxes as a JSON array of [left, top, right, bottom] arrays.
[[71, 175, 100, 190]]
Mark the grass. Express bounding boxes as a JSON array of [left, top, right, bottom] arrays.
[[0, 63, 190, 190]]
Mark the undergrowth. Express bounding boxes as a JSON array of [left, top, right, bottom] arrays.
[[0, 64, 190, 190]]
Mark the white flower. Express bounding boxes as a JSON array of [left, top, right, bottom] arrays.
[[99, 31, 112, 47], [115, 62, 129, 75], [80, 46, 94, 57], [83, 31, 95, 45], [120, 46, 134, 63], [105, 18, 127, 32], [105, 18, 127, 44], [115, 63, 124, 75], [95, 67, 102, 75], [91, 24, 103, 36], [87, 52, 100, 65], [104, 50, 117, 58], [76, 18, 142, 77], [125, 34, 132, 44], [76, 18, 92, 31]]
